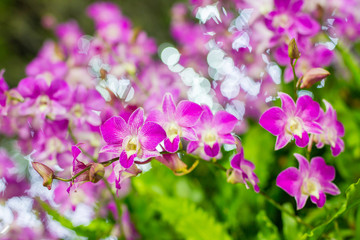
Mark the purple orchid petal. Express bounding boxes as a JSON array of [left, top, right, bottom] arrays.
[[187, 141, 199, 153], [276, 167, 300, 196], [310, 192, 326, 208], [220, 134, 236, 144], [175, 100, 203, 127], [119, 151, 135, 168], [101, 116, 129, 144], [128, 108, 144, 133], [336, 121, 345, 137], [85, 89, 106, 111], [146, 109, 164, 124], [141, 149, 161, 159], [162, 93, 176, 119], [17, 77, 48, 98], [274, 0, 291, 10], [294, 130, 309, 148], [290, 0, 304, 12], [213, 111, 238, 135], [279, 92, 296, 116], [295, 14, 320, 36], [321, 182, 340, 196], [164, 136, 180, 153], [296, 95, 320, 121], [303, 121, 322, 134], [139, 122, 166, 150], [181, 127, 198, 141], [99, 144, 122, 154], [294, 153, 310, 174], [199, 105, 213, 125], [71, 145, 82, 159], [295, 193, 308, 210], [48, 80, 70, 101], [275, 132, 291, 150], [331, 139, 344, 157], [259, 107, 286, 135], [230, 150, 244, 170], [204, 142, 220, 157], [309, 157, 335, 181]]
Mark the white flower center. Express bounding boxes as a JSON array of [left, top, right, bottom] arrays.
[[286, 117, 303, 136], [273, 14, 290, 29], [71, 104, 84, 118], [38, 95, 50, 112], [166, 122, 181, 142], [301, 178, 320, 199], [202, 130, 217, 147]]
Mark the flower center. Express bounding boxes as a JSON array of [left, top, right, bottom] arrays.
[[125, 137, 139, 157], [301, 178, 320, 199], [72, 104, 84, 118], [166, 122, 181, 142], [273, 14, 290, 29], [38, 95, 50, 112], [286, 117, 303, 136], [203, 130, 217, 147]]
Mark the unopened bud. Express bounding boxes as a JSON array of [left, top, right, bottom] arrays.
[[300, 68, 330, 88], [156, 154, 187, 173], [89, 163, 105, 183], [32, 162, 54, 190], [288, 38, 301, 60]]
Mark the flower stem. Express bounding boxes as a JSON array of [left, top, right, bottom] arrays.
[[291, 59, 299, 100], [259, 191, 313, 229]]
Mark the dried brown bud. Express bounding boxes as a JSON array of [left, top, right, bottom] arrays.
[[89, 163, 105, 183], [288, 38, 301, 60], [99, 68, 108, 80], [32, 162, 54, 190], [300, 68, 330, 88]]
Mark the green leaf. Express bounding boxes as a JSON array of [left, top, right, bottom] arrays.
[[282, 203, 301, 240], [152, 195, 232, 240], [256, 210, 280, 240], [336, 43, 360, 86], [38, 200, 113, 240], [301, 178, 360, 239]]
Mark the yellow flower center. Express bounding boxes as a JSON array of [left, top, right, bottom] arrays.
[[166, 122, 181, 142], [273, 14, 290, 29], [203, 130, 217, 147], [125, 137, 139, 157], [38, 95, 50, 112]]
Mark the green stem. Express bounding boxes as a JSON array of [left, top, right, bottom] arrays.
[[259, 191, 313, 229], [54, 165, 91, 182], [103, 178, 125, 239], [291, 58, 299, 99]]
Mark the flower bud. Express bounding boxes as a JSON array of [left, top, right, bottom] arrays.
[[89, 163, 105, 183], [156, 153, 187, 173], [32, 162, 54, 190], [288, 38, 301, 60], [300, 68, 330, 88]]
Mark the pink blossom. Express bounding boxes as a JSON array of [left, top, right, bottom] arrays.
[[100, 107, 166, 168], [313, 100, 345, 157], [277, 154, 340, 209], [227, 148, 260, 192], [187, 105, 238, 158], [147, 93, 203, 153], [0, 69, 8, 108], [259, 92, 322, 150]]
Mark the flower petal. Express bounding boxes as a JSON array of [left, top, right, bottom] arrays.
[[101, 116, 129, 144], [204, 142, 220, 157], [128, 108, 144, 133], [259, 107, 286, 135], [119, 151, 135, 168], [181, 127, 198, 141], [187, 141, 199, 153], [214, 111, 238, 135], [279, 92, 296, 116], [295, 193, 308, 210], [275, 132, 291, 150], [164, 136, 180, 153], [296, 95, 320, 121], [294, 153, 310, 175], [220, 134, 236, 144], [294, 130, 309, 148], [175, 100, 203, 127], [276, 167, 300, 196], [139, 122, 166, 150], [99, 144, 122, 154], [309, 156, 335, 181], [162, 93, 176, 119]]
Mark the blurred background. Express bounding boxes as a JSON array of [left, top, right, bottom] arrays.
[[0, 0, 184, 87]]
